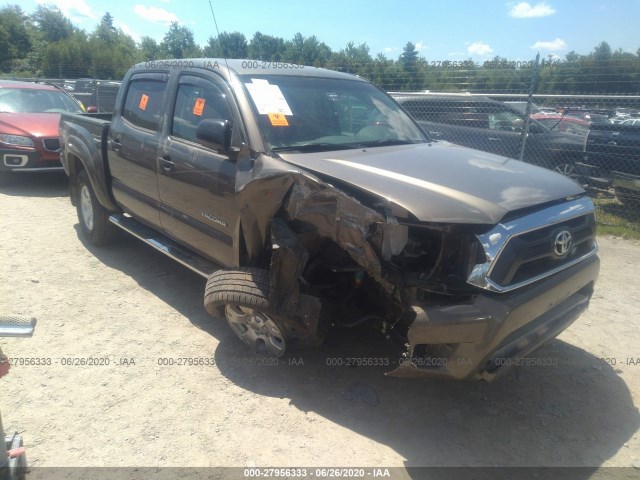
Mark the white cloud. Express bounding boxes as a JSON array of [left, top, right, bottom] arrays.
[[415, 41, 428, 52], [36, 0, 96, 20], [531, 37, 567, 50], [448, 52, 466, 58], [467, 41, 493, 56], [133, 5, 179, 24], [508, 2, 556, 18]]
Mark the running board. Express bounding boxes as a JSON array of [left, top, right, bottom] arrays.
[[109, 214, 218, 278]]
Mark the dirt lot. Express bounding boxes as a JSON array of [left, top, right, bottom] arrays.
[[1, 173, 639, 474]]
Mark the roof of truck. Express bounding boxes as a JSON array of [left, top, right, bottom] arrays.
[[131, 58, 366, 81]]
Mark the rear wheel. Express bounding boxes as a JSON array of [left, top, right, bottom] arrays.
[[204, 268, 287, 357], [76, 169, 118, 245]]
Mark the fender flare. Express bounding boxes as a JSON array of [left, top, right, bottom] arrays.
[[62, 121, 119, 212]]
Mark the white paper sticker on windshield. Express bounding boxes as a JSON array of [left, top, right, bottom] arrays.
[[245, 80, 292, 116]]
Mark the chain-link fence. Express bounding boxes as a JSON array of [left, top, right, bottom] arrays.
[[388, 91, 640, 227], [5, 61, 640, 228]]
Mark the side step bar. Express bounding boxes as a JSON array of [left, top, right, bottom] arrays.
[[109, 214, 218, 278]]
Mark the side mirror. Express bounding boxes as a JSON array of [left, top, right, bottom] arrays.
[[87, 106, 99, 113], [196, 119, 232, 151]]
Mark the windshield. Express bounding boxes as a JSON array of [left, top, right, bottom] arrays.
[[0, 88, 83, 113], [240, 75, 428, 152]]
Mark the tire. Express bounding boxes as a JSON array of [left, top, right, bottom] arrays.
[[614, 187, 640, 208], [76, 169, 118, 246], [204, 268, 287, 357]]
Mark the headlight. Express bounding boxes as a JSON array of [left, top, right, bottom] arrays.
[[0, 134, 34, 147]]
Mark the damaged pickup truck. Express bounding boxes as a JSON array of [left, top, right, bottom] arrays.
[[60, 59, 600, 381]]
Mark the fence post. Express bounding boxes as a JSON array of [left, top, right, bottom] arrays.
[[518, 52, 540, 162]]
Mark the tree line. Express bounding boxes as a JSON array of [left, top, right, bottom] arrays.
[[1, 4, 639, 94]]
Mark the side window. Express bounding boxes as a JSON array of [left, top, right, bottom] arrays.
[[438, 103, 482, 129], [172, 81, 232, 144], [488, 110, 524, 132], [122, 79, 167, 131]]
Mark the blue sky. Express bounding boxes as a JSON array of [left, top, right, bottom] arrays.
[[4, 0, 640, 61]]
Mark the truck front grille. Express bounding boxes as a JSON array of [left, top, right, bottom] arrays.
[[467, 197, 598, 293]]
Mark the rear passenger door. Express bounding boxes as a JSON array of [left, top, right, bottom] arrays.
[[109, 73, 168, 229], [157, 74, 241, 267]]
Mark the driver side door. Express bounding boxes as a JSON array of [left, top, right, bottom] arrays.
[[157, 74, 240, 267]]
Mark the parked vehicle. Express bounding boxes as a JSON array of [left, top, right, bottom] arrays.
[[582, 123, 640, 206], [0, 80, 88, 186], [392, 93, 587, 178], [60, 59, 599, 381], [563, 109, 612, 125], [503, 101, 541, 114], [530, 113, 590, 137]]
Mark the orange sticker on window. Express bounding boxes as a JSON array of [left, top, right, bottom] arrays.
[[139, 94, 149, 110], [268, 112, 289, 126], [193, 97, 206, 116]]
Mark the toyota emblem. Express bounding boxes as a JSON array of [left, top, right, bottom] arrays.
[[554, 230, 573, 256]]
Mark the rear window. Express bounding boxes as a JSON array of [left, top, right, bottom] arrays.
[[122, 79, 167, 131]]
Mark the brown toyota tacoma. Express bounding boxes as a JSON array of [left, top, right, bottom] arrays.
[[59, 59, 599, 381]]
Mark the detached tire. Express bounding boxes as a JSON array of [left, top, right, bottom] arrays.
[[614, 187, 640, 208], [76, 169, 117, 246], [205, 268, 287, 357]]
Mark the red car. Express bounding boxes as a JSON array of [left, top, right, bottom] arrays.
[[0, 80, 87, 186]]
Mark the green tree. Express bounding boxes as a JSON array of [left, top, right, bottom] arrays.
[[0, 5, 32, 72], [138, 36, 160, 61], [94, 12, 117, 45], [31, 5, 74, 42], [247, 32, 286, 61], [209, 31, 248, 58], [284, 33, 331, 66], [160, 22, 200, 59], [399, 42, 418, 70]]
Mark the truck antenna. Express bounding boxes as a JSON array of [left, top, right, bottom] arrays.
[[207, 1, 232, 77]]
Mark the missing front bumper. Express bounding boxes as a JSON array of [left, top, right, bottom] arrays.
[[387, 255, 599, 381]]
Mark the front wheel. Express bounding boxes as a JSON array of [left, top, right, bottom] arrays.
[[76, 169, 118, 246], [204, 268, 288, 357]]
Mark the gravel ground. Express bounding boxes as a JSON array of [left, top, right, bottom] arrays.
[[1, 173, 639, 474]]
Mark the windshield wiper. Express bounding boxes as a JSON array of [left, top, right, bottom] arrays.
[[271, 143, 359, 153], [354, 139, 424, 148]]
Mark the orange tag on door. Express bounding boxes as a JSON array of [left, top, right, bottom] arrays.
[[193, 98, 206, 116], [139, 94, 149, 110], [268, 113, 289, 126]]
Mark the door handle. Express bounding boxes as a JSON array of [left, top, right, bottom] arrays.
[[111, 137, 121, 151], [158, 157, 175, 172]]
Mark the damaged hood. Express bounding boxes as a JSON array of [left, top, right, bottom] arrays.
[[278, 142, 585, 224]]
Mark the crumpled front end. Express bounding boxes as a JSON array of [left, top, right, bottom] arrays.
[[388, 197, 600, 381], [235, 153, 599, 381]]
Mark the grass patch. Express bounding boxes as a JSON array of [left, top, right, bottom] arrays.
[[594, 195, 640, 240]]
